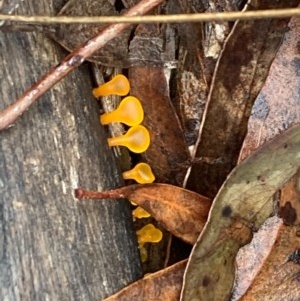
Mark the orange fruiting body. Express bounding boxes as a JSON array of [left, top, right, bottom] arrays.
[[100, 96, 144, 126], [107, 125, 150, 153], [122, 163, 155, 184], [136, 224, 163, 245], [93, 74, 130, 97], [132, 206, 151, 219]]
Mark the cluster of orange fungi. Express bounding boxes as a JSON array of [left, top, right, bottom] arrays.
[[94, 75, 162, 261]]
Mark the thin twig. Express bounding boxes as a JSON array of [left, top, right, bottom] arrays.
[[75, 188, 127, 200], [0, 8, 300, 24], [0, 0, 163, 130]]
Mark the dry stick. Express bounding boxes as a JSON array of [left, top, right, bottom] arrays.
[[0, 0, 163, 131], [75, 188, 127, 200], [0, 8, 300, 24]]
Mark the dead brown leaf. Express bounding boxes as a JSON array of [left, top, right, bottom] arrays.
[[75, 183, 211, 244], [279, 170, 300, 226], [101, 260, 187, 301], [129, 67, 190, 185], [232, 15, 300, 299], [181, 123, 300, 301], [240, 16, 300, 161], [187, 0, 300, 198], [170, 0, 236, 146], [232, 216, 283, 300], [238, 224, 300, 301]]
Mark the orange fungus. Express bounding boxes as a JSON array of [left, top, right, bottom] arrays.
[[100, 96, 144, 126], [132, 206, 151, 219], [122, 163, 155, 184], [107, 125, 150, 153], [136, 224, 163, 245], [93, 74, 130, 97]]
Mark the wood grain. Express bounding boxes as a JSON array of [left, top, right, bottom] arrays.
[[0, 1, 142, 300]]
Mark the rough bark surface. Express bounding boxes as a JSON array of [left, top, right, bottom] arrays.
[[0, 1, 142, 300]]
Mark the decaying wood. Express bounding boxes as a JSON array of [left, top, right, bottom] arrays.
[[53, 0, 134, 67], [0, 0, 164, 130], [0, 1, 143, 300]]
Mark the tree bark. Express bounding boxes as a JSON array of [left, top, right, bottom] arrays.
[[0, 1, 142, 300]]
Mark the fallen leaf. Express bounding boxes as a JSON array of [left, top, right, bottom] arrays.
[[234, 171, 300, 300], [233, 15, 300, 299], [129, 67, 191, 185], [170, 0, 236, 146], [101, 260, 187, 301], [181, 123, 300, 301], [279, 170, 300, 226], [186, 0, 300, 198], [238, 224, 300, 301], [232, 216, 283, 300], [240, 16, 300, 161], [75, 183, 211, 244]]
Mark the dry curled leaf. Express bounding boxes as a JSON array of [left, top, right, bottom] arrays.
[[75, 183, 211, 244], [181, 123, 300, 301], [102, 260, 187, 301]]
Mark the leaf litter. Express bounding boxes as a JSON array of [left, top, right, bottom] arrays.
[[76, 124, 300, 301], [75, 183, 211, 245], [61, 0, 300, 300], [181, 123, 300, 301]]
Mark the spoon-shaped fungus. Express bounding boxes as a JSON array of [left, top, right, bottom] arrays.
[[122, 163, 155, 184], [107, 125, 150, 153], [132, 206, 151, 219], [93, 74, 130, 97], [136, 224, 163, 246], [100, 96, 144, 126]]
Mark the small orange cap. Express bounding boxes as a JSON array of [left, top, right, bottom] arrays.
[[100, 96, 144, 126], [122, 163, 155, 184], [136, 224, 163, 245], [107, 125, 150, 153], [93, 74, 130, 97]]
